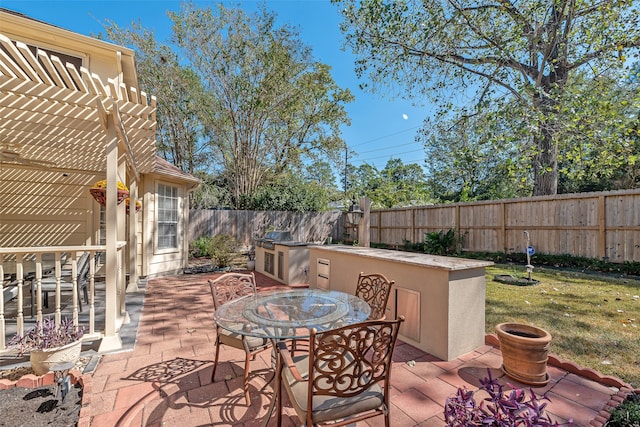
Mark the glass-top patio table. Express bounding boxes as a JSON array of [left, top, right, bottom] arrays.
[[214, 288, 371, 339], [214, 288, 371, 425]]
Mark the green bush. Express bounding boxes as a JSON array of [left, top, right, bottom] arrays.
[[206, 234, 240, 268], [189, 236, 212, 258], [424, 229, 464, 256], [461, 251, 640, 277], [606, 392, 640, 427]]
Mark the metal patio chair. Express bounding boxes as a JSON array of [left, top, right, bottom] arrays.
[[277, 316, 404, 426], [209, 272, 271, 405], [355, 272, 394, 320]]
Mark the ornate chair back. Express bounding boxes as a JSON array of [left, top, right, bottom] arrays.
[[278, 316, 404, 426], [355, 272, 394, 320], [210, 272, 257, 309]]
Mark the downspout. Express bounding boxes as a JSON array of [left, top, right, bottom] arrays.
[[184, 181, 200, 270], [127, 178, 139, 293]]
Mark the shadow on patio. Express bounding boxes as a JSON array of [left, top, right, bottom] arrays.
[[85, 271, 635, 427]]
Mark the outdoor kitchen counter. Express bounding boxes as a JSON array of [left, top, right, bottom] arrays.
[[309, 245, 493, 271], [308, 245, 494, 361]]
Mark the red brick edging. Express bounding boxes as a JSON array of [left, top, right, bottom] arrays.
[[486, 333, 640, 426]]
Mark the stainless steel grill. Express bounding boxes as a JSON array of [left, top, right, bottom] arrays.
[[256, 230, 294, 250]]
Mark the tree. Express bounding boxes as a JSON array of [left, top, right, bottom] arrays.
[[420, 66, 640, 199], [100, 21, 207, 174], [241, 173, 332, 212], [556, 70, 640, 192], [304, 161, 339, 191], [351, 159, 431, 208], [171, 4, 353, 207], [421, 110, 531, 202], [334, 0, 640, 195], [189, 172, 232, 209]]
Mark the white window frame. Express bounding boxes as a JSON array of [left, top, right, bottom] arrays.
[[156, 182, 180, 253]]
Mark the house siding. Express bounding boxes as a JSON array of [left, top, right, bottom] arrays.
[[0, 169, 100, 248]]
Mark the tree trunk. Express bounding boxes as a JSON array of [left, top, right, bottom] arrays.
[[532, 92, 559, 196], [532, 130, 558, 196]]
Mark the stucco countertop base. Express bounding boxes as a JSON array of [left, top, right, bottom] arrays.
[[308, 245, 493, 361]]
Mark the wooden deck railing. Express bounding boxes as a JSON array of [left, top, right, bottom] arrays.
[[0, 244, 125, 351]]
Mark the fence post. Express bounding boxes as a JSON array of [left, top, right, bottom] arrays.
[[598, 195, 606, 259], [500, 201, 506, 253]]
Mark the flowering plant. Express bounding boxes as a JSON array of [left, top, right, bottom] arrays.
[[444, 369, 572, 426], [92, 179, 128, 191], [9, 317, 84, 355], [125, 197, 142, 214]]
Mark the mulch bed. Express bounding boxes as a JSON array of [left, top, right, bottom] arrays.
[[0, 382, 82, 427]]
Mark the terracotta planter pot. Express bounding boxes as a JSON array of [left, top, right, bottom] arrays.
[[29, 340, 82, 376], [495, 323, 551, 386], [89, 187, 129, 207]]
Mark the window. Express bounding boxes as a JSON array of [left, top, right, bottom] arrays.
[[157, 184, 179, 250]]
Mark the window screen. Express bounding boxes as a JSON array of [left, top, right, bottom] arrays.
[[157, 184, 178, 250]]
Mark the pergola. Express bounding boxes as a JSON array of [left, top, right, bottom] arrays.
[[0, 21, 157, 350]]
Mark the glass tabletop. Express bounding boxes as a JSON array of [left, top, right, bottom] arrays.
[[214, 288, 371, 339]]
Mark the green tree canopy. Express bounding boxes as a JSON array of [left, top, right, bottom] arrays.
[[170, 4, 353, 207], [100, 21, 207, 174], [421, 109, 531, 202], [240, 173, 332, 212], [334, 0, 640, 196], [351, 159, 432, 208], [421, 67, 640, 201], [102, 4, 353, 210]]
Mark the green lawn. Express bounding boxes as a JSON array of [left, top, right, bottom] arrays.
[[485, 264, 640, 388]]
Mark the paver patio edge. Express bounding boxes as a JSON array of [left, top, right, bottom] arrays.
[[485, 333, 640, 426]]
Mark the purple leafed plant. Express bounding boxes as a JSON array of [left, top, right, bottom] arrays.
[[444, 368, 573, 426], [9, 317, 84, 354]]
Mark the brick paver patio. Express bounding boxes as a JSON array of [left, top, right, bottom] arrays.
[[81, 271, 637, 426]]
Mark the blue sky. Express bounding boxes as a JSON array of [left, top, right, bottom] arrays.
[[2, 0, 433, 178]]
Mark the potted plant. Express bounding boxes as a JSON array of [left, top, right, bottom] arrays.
[[125, 197, 142, 215], [9, 317, 84, 376], [444, 368, 570, 426], [89, 179, 129, 206], [495, 322, 552, 386]]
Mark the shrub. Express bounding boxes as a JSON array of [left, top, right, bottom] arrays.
[[189, 236, 212, 258], [606, 392, 640, 427], [424, 229, 464, 256], [444, 369, 571, 426], [206, 234, 240, 268]]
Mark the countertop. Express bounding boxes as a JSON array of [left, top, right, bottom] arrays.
[[310, 245, 493, 271]]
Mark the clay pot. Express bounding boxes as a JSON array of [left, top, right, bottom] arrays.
[[495, 323, 551, 386]]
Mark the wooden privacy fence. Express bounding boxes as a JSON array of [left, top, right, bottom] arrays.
[[370, 188, 640, 263], [188, 189, 640, 263], [188, 209, 344, 247]]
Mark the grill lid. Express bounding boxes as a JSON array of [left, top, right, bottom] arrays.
[[256, 230, 295, 248], [264, 230, 293, 241]]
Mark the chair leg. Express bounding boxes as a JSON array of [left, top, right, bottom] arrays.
[[243, 351, 251, 405], [276, 373, 282, 426], [77, 287, 83, 313], [211, 339, 221, 383]]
